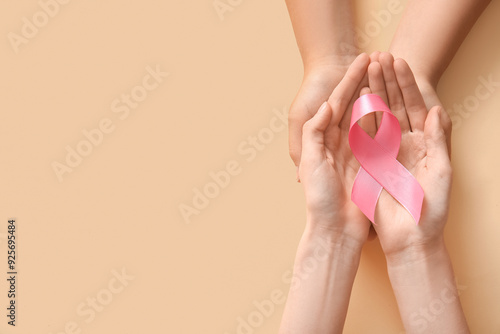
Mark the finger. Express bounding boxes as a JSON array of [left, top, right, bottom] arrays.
[[440, 108, 452, 158], [394, 58, 427, 132], [358, 71, 369, 99], [368, 62, 388, 105], [369, 51, 381, 63], [379, 52, 411, 132], [367, 61, 387, 128], [301, 102, 332, 164], [338, 72, 370, 130], [424, 106, 451, 168], [358, 53, 373, 94], [338, 69, 372, 130], [360, 86, 371, 96], [288, 101, 317, 167], [288, 109, 305, 167], [358, 87, 378, 138], [328, 53, 370, 127]]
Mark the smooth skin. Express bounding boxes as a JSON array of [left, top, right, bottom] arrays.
[[279, 54, 468, 333], [279, 54, 372, 334], [366, 54, 469, 333], [389, 0, 492, 109], [285, 0, 359, 170], [286, 0, 491, 168]]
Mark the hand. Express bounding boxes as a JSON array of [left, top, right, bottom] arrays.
[[365, 52, 453, 259], [280, 54, 372, 334], [298, 54, 372, 244], [288, 57, 356, 173]]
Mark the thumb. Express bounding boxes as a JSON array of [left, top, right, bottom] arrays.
[[301, 102, 332, 162], [424, 106, 451, 168]]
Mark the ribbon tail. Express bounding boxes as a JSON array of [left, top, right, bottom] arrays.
[[350, 124, 424, 224], [352, 167, 383, 224]]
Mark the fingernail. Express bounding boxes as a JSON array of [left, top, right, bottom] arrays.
[[317, 102, 328, 114]]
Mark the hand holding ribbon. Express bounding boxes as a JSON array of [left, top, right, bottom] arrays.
[[360, 53, 453, 257], [349, 93, 424, 224]]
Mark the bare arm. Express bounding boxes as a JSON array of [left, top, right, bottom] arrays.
[[279, 227, 363, 334], [285, 0, 359, 167], [367, 54, 468, 333], [389, 0, 492, 88], [285, 0, 357, 72], [279, 54, 371, 334], [387, 241, 469, 333]]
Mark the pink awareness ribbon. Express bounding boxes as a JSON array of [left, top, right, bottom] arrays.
[[348, 94, 424, 224]]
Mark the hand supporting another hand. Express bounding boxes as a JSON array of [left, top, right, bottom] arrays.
[[363, 52, 453, 257], [280, 52, 470, 334], [364, 53, 469, 334], [279, 53, 373, 334], [282, 0, 489, 330], [299, 53, 377, 243], [285, 0, 360, 170]]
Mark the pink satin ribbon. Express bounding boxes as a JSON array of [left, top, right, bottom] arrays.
[[349, 94, 424, 224]]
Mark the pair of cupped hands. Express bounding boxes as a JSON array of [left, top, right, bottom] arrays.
[[293, 52, 453, 259]]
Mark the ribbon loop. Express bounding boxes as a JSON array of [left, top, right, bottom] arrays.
[[349, 94, 424, 224]]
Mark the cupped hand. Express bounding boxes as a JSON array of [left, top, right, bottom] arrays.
[[288, 57, 358, 173], [299, 54, 373, 244], [365, 53, 453, 257]]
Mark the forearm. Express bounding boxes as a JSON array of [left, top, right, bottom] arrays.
[[389, 0, 491, 87], [285, 0, 357, 74], [386, 238, 469, 334], [279, 222, 363, 334]]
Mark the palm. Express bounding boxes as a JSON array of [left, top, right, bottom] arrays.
[[367, 54, 452, 255], [374, 131, 449, 255], [320, 128, 371, 241], [289, 65, 351, 167], [299, 55, 373, 243]]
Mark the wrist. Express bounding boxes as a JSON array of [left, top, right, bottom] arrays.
[[385, 237, 470, 333], [385, 236, 447, 270], [302, 217, 365, 257], [388, 49, 440, 90], [302, 56, 354, 80]]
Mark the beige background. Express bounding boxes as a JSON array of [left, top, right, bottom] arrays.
[[1, 0, 499, 333]]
